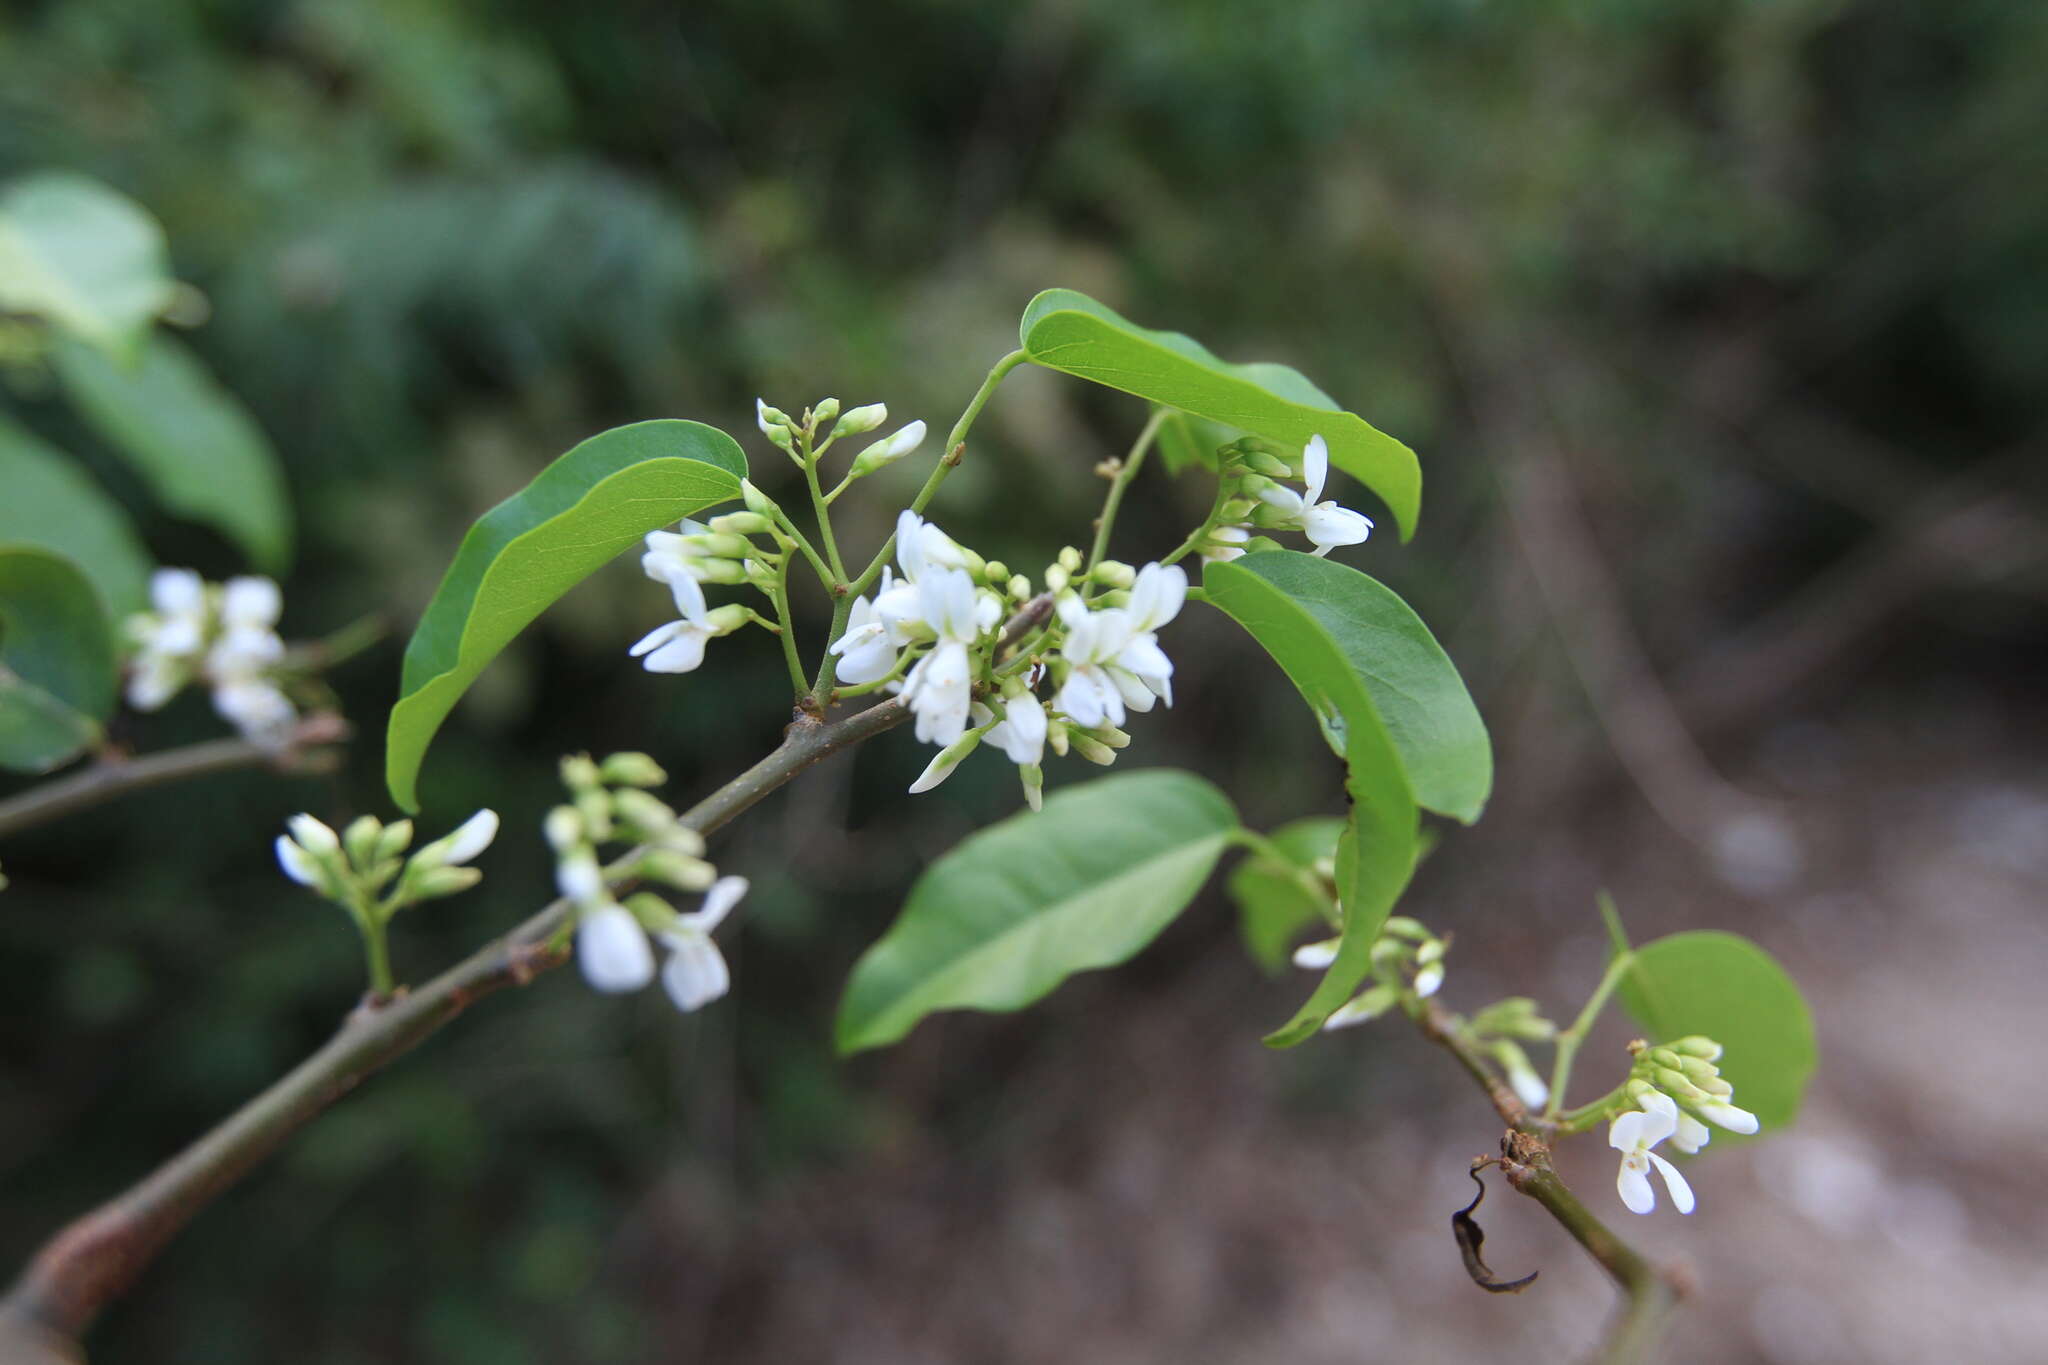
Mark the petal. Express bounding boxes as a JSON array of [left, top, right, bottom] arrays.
[[691, 875, 749, 932], [438, 809, 500, 865], [894, 510, 928, 580], [994, 701, 1046, 766], [629, 620, 688, 658], [1636, 1091, 1679, 1145], [276, 834, 323, 886], [1609, 1112, 1647, 1152], [1616, 1160, 1657, 1215], [1672, 1112, 1712, 1156], [1110, 666, 1156, 713], [667, 569, 709, 624], [1291, 937, 1341, 970], [1055, 672, 1107, 729], [1303, 502, 1374, 551], [221, 576, 282, 630], [1698, 1101, 1760, 1135], [1648, 1153, 1696, 1215], [642, 628, 710, 674], [1256, 483, 1305, 517], [1128, 562, 1187, 632], [1302, 435, 1329, 504], [660, 934, 730, 1011], [150, 567, 205, 615], [577, 905, 655, 992], [908, 746, 968, 793]]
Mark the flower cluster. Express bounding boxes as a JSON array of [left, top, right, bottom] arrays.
[[276, 807, 499, 906], [1607, 1035, 1760, 1215], [828, 512, 1188, 810], [125, 568, 297, 746], [1293, 914, 1449, 1029], [546, 751, 750, 1013], [1197, 434, 1376, 563]]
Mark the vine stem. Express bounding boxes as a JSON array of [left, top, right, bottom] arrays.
[[0, 698, 909, 1355], [1084, 407, 1169, 576], [1544, 950, 1634, 1121], [0, 713, 349, 840], [1416, 999, 1682, 1364]]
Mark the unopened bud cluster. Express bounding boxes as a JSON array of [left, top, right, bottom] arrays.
[[1292, 915, 1450, 1031], [1192, 434, 1375, 563], [756, 394, 926, 478], [548, 752, 749, 1013]]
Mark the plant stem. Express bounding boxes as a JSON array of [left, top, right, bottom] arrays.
[[811, 348, 1029, 701], [765, 564, 810, 697], [1085, 407, 1168, 576], [0, 698, 908, 1352], [1543, 949, 1634, 1120], [1158, 474, 1237, 569], [0, 713, 349, 840], [799, 433, 849, 585], [357, 910, 395, 1000]]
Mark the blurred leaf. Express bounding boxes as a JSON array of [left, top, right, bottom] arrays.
[[0, 412, 151, 619], [1019, 288, 1421, 538], [835, 770, 1239, 1054], [387, 420, 746, 811], [1155, 407, 1233, 475], [0, 544, 115, 771], [54, 333, 292, 573], [1229, 816, 1344, 974], [1221, 551, 1491, 823], [1204, 554, 1419, 1046], [0, 172, 174, 358], [1619, 930, 1817, 1132]]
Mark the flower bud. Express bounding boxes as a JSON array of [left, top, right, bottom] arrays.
[[684, 531, 754, 559], [560, 754, 603, 793], [1676, 1055, 1720, 1085], [982, 560, 1008, 587], [708, 511, 773, 536], [1091, 560, 1136, 590], [689, 558, 750, 586], [1044, 563, 1070, 594], [1324, 984, 1397, 1030], [740, 479, 777, 518], [557, 848, 607, 906], [576, 788, 614, 842], [1082, 724, 1131, 750], [577, 902, 653, 992], [373, 819, 415, 863], [810, 397, 840, 427], [851, 420, 927, 475], [638, 848, 716, 892], [833, 402, 888, 437], [428, 809, 499, 866], [343, 815, 384, 869], [1070, 733, 1116, 766], [756, 398, 796, 451], [544, 805, 584, 854], [1047, 718, 1070, 758], [704, 604, 753, 636], [1019, 763, 1043, 812], [275, 834, 330, 890], [1493, 1040, 1550, 1110], [1653, 1066, 1703, 1099], [287, 814, 341, 855], [600, 752, 669, 788], [612, 788, 680, 836], [1220, 497, 1259, 522], [621, 890, 677, 929], [1667, 1036, 1724, 1061], [410, 865, 483, 899], [1057, 546, 1083, 573], [1413, 960, 1445, 997], [1007, 573, 1031, 603], [909, 731, 981, 793], [1244, 450, 1295, 478], [1381, 917, 1430, 942]]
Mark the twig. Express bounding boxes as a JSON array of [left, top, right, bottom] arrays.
[[0, 699, 907, 1350], [0, 713, 349, 840]]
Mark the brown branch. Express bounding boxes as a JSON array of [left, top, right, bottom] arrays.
[[0, 699, 907, 1351], [1417, 1000, 1684, 1365], [0, 713, 349, 840]]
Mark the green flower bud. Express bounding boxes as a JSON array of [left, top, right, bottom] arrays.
[[1082, 724, 1131, 750], [1244, 450, 1294, 478], [740, 479, 777, 518], [708, 511, 774, 536], [1019, 763, 1043, 812], [1676, 1055, 1720, 1084], [850, 420, 928, 475], [373, 819, 415, 864], [982, 560, 1009, 587], [600, 752, 669, 788], [612, 788, 680, 836], [833, 402, 888, 437], [1092, 560, 1136, 589], [1070, 733, 1116, 766], [409, 865, 483, 900], [621, 890, 677, 930], [638, 848, 716, 892], [1044, 563, 1070, 594], [575, 788, 614, 842], [705, 604, 753, 636], [1057, 546, 1083, 573], [544, 805, 584, 854], [560, 754, 603, 793], [343, 815, 384, 869], [1668, 1036, 1724, 1061], [1047, 718, 1070, 758], [685, 532, 754, 559], [689, 558, 750, 586], [1648, 1046, 1683, 1070], [1653, 1066, 1703, 1099], [810, 397, 840, 427], [1381, 917, 1431, 942], [1220, 497, 1259, 522]]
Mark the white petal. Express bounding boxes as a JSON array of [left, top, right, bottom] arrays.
[[894, 510, 929, 581], [1109, 666, 1156, 714], [641, 626, 711, 674], [1413, 961, 1444, 997], [1508, 1067, 1550, 1111], [438, 809, 499, 865], [630, 620, 688, 658], [992, 701, 1046, 766], [1302, 434, 1330, 504], [1291, 937, 1341, 970], [1127, 562, 1187, 632], [221, 576, 283, 630], [667, 568, 709, 623], [1256, 483, 1305, 517], [1636, 1090, 1680, 1145], [150, 567, 205, 615], [1609, 1111, 1647, 1153], [690, 875, 749, 932], [287, 813, 340, 853], [1672, 1112, 1712, 1156], [1324, 984, 1396, 1029], [276, 834, 323, 886], [557, 851, 606, 905], [577, 904, 655, 992], [908, 746, 967, 793], [1648, 1152, 1696, 1214], [1303, 502, 1374, 552], [1616, 1159, 1657, 1215], [1115, 634, 1174, 687], [1697, 1101, 1760, 1135], [659, 933, 730, 1011]]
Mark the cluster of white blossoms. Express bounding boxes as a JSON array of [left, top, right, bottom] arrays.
[[1197, 434, 1376, 563], [828, 511, 1188, 809], [547, 752, 749, 1013], [1293, 914, 1448, 1029], [1609, 1036, 1760, 1216], [275, 807, 499, 908], [125, 568, 297, 746]]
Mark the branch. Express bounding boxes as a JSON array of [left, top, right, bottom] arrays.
[[0, 713, 349, 840], [0, 698, 907, 1351], [1417, 1000, 1683, 1365]]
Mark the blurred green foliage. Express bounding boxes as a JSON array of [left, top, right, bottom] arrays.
[[2, 0, 2043, 1358]]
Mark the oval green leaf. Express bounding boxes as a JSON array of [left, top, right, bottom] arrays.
[[54, 333, 292, 573], [835, 770, 1240, 1054], [1618, 930, 1816, 1132], [1203, 556, 1419, 1046], [0, 545, 115, 772], [1229, 816, 1345, 974], [0, 412, 151, 620], [386, 420, 747, 811], [1222, 551, 1491, 823], [0, 172, 174, 358], [1019, 289, 1421, 539]]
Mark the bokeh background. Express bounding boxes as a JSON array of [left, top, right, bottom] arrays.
[[4, 2, 2046, 1361]]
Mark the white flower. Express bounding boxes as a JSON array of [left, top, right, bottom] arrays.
[[1053, 562, 1185, 728], [1200, 524, 1251, 564], [287, 813, 340, 854], [657, 875, 748, 1012], [630, 570, 717, 674], [985, 698, 1047, 767], [1256, 436, 1374, 557], [641, 521, 717, 585], [124, 568, 211, 710], [898, 567, 981, 746], [577, 903, 656, 992], [213, 679, 296, 745], [828, 569, 904, 684], [1693, 1098, 1760, 1136], [1609, 1091, 1696, 1216], [1671, 1110, 1713, 1156], [220, 576, 282, 632]]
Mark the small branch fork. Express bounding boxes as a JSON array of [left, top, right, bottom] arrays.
[[1418, 1000, 1683, 1365], [0, 699, 908, 1356]]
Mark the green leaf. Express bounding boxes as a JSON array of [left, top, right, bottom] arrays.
[[1202, 557, 1419, 1046], [1221, 551, 1491, 823], [0, 545, 116, 772], [1019, 289, 1421, 539], [1229, 817, 1345, 974], [0, 412, 152, 620], [386, 420, 747, 812], [836, 770, 1239, 1054], [1618, 930, 1816, 1132], [53, 334, 292, 573], [0, 172, 175, 358], [1155, 408, 1234, 476]]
